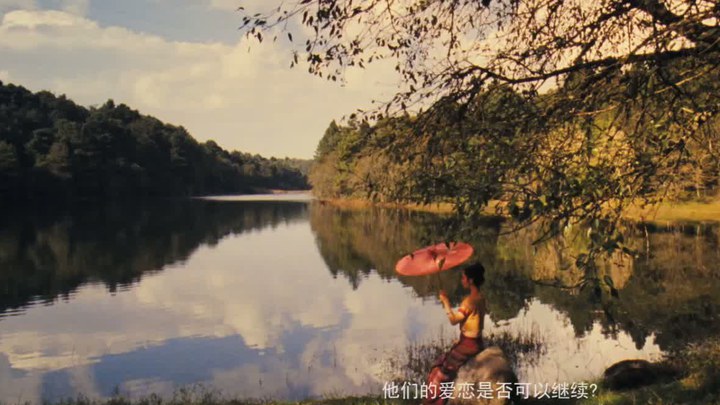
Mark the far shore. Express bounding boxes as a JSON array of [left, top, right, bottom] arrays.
[[258, 189, 313, 195]]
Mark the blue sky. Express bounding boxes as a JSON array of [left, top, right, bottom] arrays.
[[0, 0, 396, 158]]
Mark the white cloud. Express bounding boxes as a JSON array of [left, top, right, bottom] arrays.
[[0, 10, 199, 52], [0, 8, 397, 158]]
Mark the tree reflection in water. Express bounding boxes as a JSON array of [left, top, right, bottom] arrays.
[[0, 200, 309, 317], [309, 203, 720, 353], [1, 199, 719, 400]]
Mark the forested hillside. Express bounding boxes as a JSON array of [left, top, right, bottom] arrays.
[[310, 77, 720, 208], [0, 81, 309, 201]]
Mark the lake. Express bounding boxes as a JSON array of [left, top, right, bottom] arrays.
[[1, 195, 719, 402]]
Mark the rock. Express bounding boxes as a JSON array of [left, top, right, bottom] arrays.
[[603, 359, 682, 390], [452, 346, 518, 405]]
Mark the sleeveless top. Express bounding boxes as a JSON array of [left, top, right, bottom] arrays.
[[457, 294, 485, 339]]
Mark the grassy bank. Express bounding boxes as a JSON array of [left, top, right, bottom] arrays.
[[253, 189, 313, 195], [317, 198, 456, 214], [625, 201, 720, 223], [2, 385, 415, 405], [318, 197, 720, 223], [18, 395, 412, 405], [579, 338, 720, 405], [580, 376, 720, 405]]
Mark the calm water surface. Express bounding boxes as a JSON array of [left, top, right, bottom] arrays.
[[1, 196, 719, 402]]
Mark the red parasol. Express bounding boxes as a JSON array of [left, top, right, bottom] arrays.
[[395, 242, 474, 276]]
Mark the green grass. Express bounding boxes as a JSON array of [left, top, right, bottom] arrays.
[[579, 379, 720, 405], [324, 197, 720, 224], [3, 389, 415, 405], [47, 397, 412, 405], [626, 201, 720, 223], [577, 339, 720, 405]]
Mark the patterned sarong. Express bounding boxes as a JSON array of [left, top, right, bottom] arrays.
[[423, 334, 483, 405]]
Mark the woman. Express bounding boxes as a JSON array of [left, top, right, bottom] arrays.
[[424, 262, 486, 405]]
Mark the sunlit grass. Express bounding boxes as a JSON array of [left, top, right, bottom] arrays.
[[580, 338, 720, 405], [322, 197, 720, 224], [30, 397, 413, 405], [1, 385, 415, 405], [317, 198, 456, 214], [626, 201, 720, 223]]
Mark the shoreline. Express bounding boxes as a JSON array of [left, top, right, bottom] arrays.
[[316, 197, 456, 214], [317, 197, 720, 224], [248, 188, 312, 195], [625, 201, 720, 223]]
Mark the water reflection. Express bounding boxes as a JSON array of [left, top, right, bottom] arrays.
[[310, 204, 720, 353], [0, 199, 718, 402], [0, 200, 308, 317]]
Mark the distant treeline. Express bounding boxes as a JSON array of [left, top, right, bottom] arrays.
[[0, 81, 310, 200]]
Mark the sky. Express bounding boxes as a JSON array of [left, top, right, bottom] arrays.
[[0, 0, 398, 159]]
